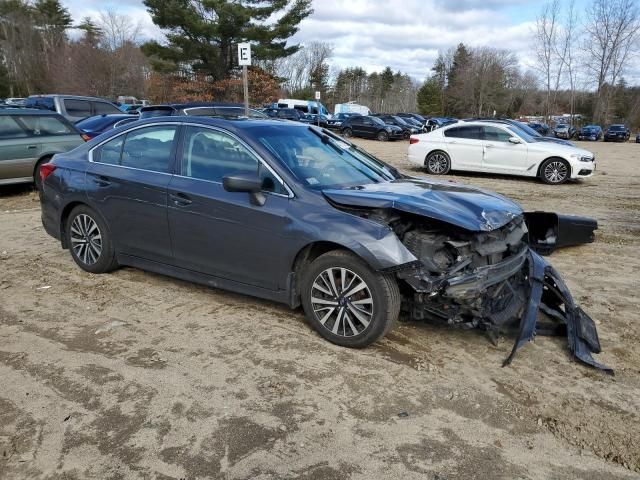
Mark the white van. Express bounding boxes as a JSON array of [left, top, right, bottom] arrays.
[[276, 99, 330, 116]]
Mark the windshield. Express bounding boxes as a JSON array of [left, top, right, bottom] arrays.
[[516, 121, 542, 137], [255, 125, 400, 189], [370, 116, 386, 126], [556, 124, 568, 129], [507, 125, 535, 143], [392, 116, 410, 126], [609, 125, 625, 131]]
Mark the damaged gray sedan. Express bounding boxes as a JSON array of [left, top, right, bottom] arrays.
[[38, 117, 610, 372]]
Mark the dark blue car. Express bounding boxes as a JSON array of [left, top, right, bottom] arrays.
[[37, 117, 608, 370], [75, 114, 140, 140], [577, 125, 602, 141]]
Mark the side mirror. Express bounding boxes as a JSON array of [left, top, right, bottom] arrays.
[[508, 136, 522, 144], [223, 173, 266, 206]]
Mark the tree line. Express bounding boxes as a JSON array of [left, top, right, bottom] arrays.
[[417, 0, 640, 126], [1, 0, 639, 126]]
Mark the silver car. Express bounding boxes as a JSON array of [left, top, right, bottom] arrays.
[[0, 110, 84, 187]]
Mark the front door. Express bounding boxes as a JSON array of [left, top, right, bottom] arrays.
[[481, 126, 528, 173], [167, 126, 291, 290], [86, 124, 177, 263]]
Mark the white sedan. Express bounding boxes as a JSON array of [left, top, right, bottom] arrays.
[[408, 121, 596, 184]]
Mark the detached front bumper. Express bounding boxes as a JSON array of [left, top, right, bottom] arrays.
[[398, 248, 611, 373]]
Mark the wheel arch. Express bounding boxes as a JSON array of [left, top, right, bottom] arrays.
[[424, 148, 449, 165], [537, 156, 572, 178], [59, 200, 111, 249], [32, 153, 55, 179]]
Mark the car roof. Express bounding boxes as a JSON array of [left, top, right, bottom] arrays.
[[27, 94, 114, 102], [118, 115, 304, 130], [0, 108, 63, 116], [141, 102, 243, 110]]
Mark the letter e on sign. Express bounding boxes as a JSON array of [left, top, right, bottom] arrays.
[[238, 43, 251, 66]]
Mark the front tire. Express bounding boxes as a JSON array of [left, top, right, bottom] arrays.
[[342, 128, 353, 138], [65, 205, 118, 273], [377, 131, 389, 141], [539, 158, 570, 185], [425, 151, 451, 175], [300, 250, 400, 348]]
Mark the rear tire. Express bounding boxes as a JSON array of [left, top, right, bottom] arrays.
[[300, 250, 400, 348], [425, 151, 451, 175], [65, 205, 118, 273], [539, 158, 570, 185]]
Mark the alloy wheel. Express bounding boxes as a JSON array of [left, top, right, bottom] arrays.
[[310, 267, 373, 337], [70, 214, 103, 265], [544, 161, 568, 183], [428, 153, 448, 174]]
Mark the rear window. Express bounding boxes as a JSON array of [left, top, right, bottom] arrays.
[[93, 102, 120, 115], [25, 97, 55, 111], [444, 126, 482, 140], [18, 115, 74, 136], [0, 116, 28, 139], [64, 99, 92, 118]]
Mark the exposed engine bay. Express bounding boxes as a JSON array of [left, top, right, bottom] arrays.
[[338, 205, 611, 373]]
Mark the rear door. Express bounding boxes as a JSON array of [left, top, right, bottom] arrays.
[[18, 114, 84, 156], [481, 126, 528, 173], [443, 125, 484, 170], [0, 115, 38, 183], [86, 124, 178, 263]]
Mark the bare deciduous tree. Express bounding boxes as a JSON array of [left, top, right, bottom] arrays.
[[584, 0, 640, 123], [535, 0, 564, 122]]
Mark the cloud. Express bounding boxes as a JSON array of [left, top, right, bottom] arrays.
[[60, 0, 640, 84]]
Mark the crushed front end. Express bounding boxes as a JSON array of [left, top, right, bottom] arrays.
[[391, 214, 611, 373]]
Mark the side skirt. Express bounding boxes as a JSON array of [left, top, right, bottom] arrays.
[[117, 254, 292, 306]]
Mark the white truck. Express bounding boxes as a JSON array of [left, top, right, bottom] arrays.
[[334, 102, 371, 116]]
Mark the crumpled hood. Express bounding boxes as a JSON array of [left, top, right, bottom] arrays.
[[323, 178, 523, 232]]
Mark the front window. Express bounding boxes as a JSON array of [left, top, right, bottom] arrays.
[[255, 125, 398, 190], [608, 125, 625, 131], [64, 99, 92, 117], [180, 126, 286, 194]]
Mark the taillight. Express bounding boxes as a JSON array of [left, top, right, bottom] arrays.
[[409, 137, 420, 144], [81, 133, 92, 142], [39, 163, 56, 183]]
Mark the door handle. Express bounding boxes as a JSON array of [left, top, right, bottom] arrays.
[[92, 176, 111, 187], [170, 192, 192, 206], [27, 145, 37, 149], [485, 144, 494, 148]]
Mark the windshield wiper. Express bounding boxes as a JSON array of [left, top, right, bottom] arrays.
[[308, 126, 345, 155]]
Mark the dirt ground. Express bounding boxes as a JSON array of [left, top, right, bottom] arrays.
[[1, 138, 639, 480]]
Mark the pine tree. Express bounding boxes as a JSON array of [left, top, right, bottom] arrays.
[[142, 0, 313, 81], [417, 76, 443, 116]]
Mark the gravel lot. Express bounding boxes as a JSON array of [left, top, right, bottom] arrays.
[[1, 139, 639, 480]]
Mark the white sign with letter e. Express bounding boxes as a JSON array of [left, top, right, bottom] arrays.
[[315, 91, 321, 100], [238, 43, 252, 66]]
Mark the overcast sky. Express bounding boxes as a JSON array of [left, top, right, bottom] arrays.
[[64, 0, 640, 85]]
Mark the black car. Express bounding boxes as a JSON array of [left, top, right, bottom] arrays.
[[636, 132, 640, 143], [326, 113, 359, 130], [604, 124, 630, 142], [275, 108, 307, 122], [304, 113, 330, 128], [139, 102, 267, 120], [373, 114, 420, 139], [463, 118, 574, 146], [527, 123, 550, 136], [396, 113, 426, 124], [577, 125, 603, 141], [37, 116, 608, 371], [75, 114, 140, 140], [340, 115, 404, 141], [424, 117, 457, 132]]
